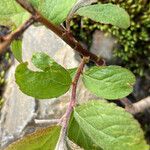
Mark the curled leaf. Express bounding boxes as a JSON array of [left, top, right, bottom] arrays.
[[15, 52, 72, 99], [67, 0, 97, 20]]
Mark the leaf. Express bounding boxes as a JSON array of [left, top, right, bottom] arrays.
[[82, 66, 136, 100], [67, 0, 97, 19], [5, 125, 61, 150], [11, 40, 22, 63], [15, 52, 72, 99], [76, 3, 130, 29], [68, 100, 149, 150], [67, 68, 77, 79], [0, 0, 30, 29], [31, 52, 63, 71], [28, 0, 77, 25]]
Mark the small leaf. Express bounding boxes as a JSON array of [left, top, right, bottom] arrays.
[[76, 3, 130, 29], [0, 0, 30, 29], [31, 52, 62, 71], [82, 66, 136, 100], [15, 52, 72, 99], [28, 0, 77, 25], [11, 40, 22, 63], [5, 126, 61, 150], [68, 0, 97, 19], [68, 100, 149, 150], [67, 68, 77, 79]]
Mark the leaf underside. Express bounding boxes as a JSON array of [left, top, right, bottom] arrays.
[[5, 126, 61, 150]]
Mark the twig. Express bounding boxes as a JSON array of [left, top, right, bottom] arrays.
[[56, 57, 88, 149], [66, 0, 97, 31], [125, 96, 150, 114], [61, 57, 88, 138], [0, 16, 35, 54], [34, 119, 60, 126], [120, 98, 133, 108], [16, 0, 36, 14], [37, 13, 104, 65], [16, 0, 105, 65]]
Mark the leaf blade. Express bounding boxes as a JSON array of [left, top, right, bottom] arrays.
[[67, 68, 77, 79], [76, 3, 130, 29], [68, 100, 149, 150], [28, 0, 77, 25], [0, 0, 30, 29], [11, 40, 23, 63], [15, 52, 72, 99], [82, 66, 136, 100]]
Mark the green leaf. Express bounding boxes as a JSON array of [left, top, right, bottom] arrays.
[[15, 52, 72, 99], [82, 66, 136, 100], [5, 125, 61, 150], [11, 40, 22, 63], [68, 100, 149, 150], [28, 0, 77, 25], [67, 68, 77, 79], [31, 52, 63, 71], [0, 0, 30, 29], [76, 3, 130, 29]]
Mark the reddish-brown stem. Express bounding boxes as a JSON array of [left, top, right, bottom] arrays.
[[0, 16, 35, 54], [57, 57, 88, 147], [121, 97, 150, 114], [120, 98, 133, 108], [15, 0, 104, 65], [37, 14, 104, 65]]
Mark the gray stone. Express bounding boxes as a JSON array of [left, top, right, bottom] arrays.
[[0, 63, 35, 148], [22, 26, 66, 59], [90, 30, 116, 60]]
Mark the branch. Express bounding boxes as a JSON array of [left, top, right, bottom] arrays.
[[34, 119, 60, 126], [120, 98, 133, 108], [16, 0, 36, 14], [56, 57, 88, 149], [0, 16, 35, 54], [125, 97, 150, 114], [16, 0, 105, 65]]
